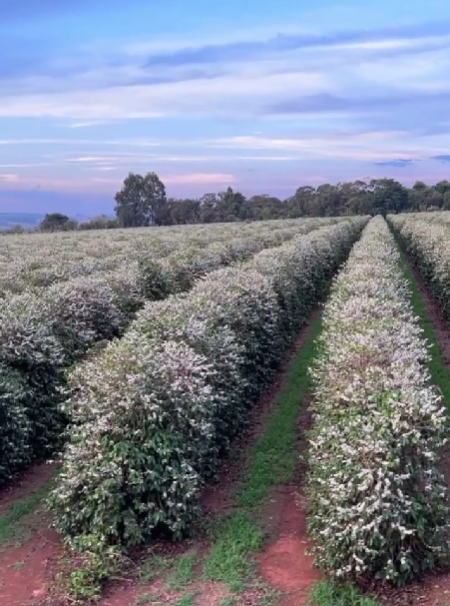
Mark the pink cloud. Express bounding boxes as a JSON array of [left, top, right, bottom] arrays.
[[0, 174, 20, 183], [163, 173, 236, 185]]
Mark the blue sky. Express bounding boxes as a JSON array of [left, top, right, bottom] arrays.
[[2, 0, 450, 215]]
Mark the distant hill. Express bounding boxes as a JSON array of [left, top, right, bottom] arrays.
[[0, 212, 44, 230]]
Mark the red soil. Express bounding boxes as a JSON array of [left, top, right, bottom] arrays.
[[259, 492, 320, 599], [258, 396, 321, 606], [0, 527, 62, 606], [0, 462, 62, 606]]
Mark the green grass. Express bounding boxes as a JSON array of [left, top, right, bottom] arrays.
[[234, 315, 323, 509], [137, 553, 173, 584], [203, 511, 264, 592], [166, 553, 197, 590], [203, 313, 324, 591], [397, 243, 450, 410], [170, 594, 196, 606], [309, 581, 381, 606], [0, 478, 54, 547]]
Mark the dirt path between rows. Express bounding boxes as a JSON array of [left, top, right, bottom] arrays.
[[0, 463, 62, 606], [258, 402, 320, 606]]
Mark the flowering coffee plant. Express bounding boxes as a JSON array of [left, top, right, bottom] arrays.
[[50, 218, 366, 549], [307, 217, 450, 585]]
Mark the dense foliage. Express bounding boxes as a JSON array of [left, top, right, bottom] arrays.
[[114, 172, 167, 227], [49, 218, 366, 550], [112, 175, 450, 226], [0, 218, 331, 486], [158, 179, 450, 223], [306, 217, 450, 585], [0, 218, 328, 296], [390, 213, 450, 325], [6, 177, 450, 235]]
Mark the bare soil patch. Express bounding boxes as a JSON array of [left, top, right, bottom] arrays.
[[258, 400, 320, 606], [0, 526, 62, 606]]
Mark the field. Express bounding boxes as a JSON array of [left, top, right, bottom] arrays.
[[2, 213, 450, 606]]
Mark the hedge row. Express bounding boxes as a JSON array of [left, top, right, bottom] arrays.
[[306, 216, 450, 585], [0, 218, 328, 295], [0, 220, 325, 486], [49, 218, 367, 550], [389, 214, 450, 323], [136, 219, 331, 301]]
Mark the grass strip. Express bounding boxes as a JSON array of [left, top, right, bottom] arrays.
[[234, 315, 323, 509], [309, 582, 381, 606], [0, 477, 54, 546], [202, 511, 264, 592], [203, 313, 324, 591]]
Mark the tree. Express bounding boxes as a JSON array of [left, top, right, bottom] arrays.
[[8, 224, 25, 234], [79, 214, 118, 230], [248, 194, 283, 220], [287, 186, 316, 217], [435, 180, 450, 196], [443, 191, 450, 210], [215, 187, 247, 221], [163, 199, 201, 225], [370, 178, 408, 216], [114, 172, 166, 228], [316, 184, 343, 216], [39, 213, 72, 232], [199, 193, 219, 223]]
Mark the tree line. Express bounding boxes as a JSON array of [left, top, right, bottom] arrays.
[[7, 172, 450, 234]]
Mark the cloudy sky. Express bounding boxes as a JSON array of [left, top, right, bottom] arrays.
[[2, 0, 450, 214]]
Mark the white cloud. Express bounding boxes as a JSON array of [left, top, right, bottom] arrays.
[[1, 22, 449, 124], [0, 68, 332, 119], [65, 156, 116, 162], [63, 121, 112, 128], [200, 133, 450, 162]]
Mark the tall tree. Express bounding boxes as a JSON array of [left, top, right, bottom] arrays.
[[115, 172, 166, 227], [199, 193, 219, 223], [370, 178, 408, 215], [287, 186, 316, 217], [39, 213, 73, 232], [215, 187, 248, 221]]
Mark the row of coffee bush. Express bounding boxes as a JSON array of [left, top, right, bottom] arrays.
[[49, 218, 367, 551], [389, 214, 450, 324], [306, 217, 449, 585], [0, 220, 326, 485], [0, 218, 328, 295]]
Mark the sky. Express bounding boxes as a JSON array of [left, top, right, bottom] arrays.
[[1, 0, 450, 216]]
